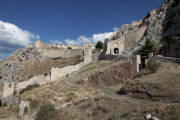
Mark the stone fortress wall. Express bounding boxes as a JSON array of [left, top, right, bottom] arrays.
[[51, 62, 84, 81], [155, 55, 180, 63], [2, 74, 51, 98], [34, 40, 84, 59], [1, 42, 94, 105]]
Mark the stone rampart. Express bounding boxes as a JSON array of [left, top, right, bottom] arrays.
[[155, 55, 180, 63], [16, 74, 51, 93], [41, 48, 83, 58], [1, 44, 93, 105], [98, 54, 129, 61], [51, 62, 85, 81]]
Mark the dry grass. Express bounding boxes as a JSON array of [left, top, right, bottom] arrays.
[[1, 61, 180, 120], [118, 61, 180, 102], [0, 84, 4, 92], [0, 105, 18, 120], [20, 78, 104, 106]]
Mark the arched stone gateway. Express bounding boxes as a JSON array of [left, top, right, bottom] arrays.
[[114, 48, 119, 54]]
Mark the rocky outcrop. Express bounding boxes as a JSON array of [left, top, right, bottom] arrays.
[[106, 0, 180, 57], [7, 45, 47, 63], [0, 40, 93, 83], [0, 61, 25, 83]]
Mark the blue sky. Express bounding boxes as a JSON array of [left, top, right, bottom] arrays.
[[0, 0, 164, 59]]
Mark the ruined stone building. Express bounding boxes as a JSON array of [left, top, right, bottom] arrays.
[[104, 20, 147, 56], [104, 0, 180, 57]]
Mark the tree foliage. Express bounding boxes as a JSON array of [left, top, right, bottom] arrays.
[[139, 39, 156, 56], [95, 41, 104, 50]]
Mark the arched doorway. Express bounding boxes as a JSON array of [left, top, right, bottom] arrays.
[[114, 48, 119, 54]]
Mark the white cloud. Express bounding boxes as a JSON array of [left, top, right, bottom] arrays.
[[64, 32, 114, 45], [50, 40, 63, 44], [0, 20, 39, 59], [113, 27, 119, 31], [65, 35, 92, 45], [0, 21, 38, 47], [92, 32, 114, 43]]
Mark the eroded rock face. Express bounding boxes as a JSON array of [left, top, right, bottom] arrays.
[[0, 47, 47, 83], [10, 46, 47, 62], [0, 61, 25, 83], [105, 0, 180, 57], [0, 40, 88, 83]]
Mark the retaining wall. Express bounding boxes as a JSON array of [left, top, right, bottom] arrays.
[[98, 53, 130, 61], [16, 74, 51, 93], [155, 55, 180, 63], [51, 62, 85, 81]]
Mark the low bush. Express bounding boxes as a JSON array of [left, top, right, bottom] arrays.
[[117, 87, 128, 95], [147, 58, 160, 73], [35, 103, 58, 120], [20, 84, 40, 94], [67, 47, 72, 49]]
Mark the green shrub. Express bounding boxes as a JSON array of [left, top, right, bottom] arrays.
[[35, 103, 58, 120], [67, 47, 72, 49], [147, 58, 160, 73], [139, 39, 156, 57], [20, 84, 40, 94], [95, 41, 104, 50], [117, 87, 128, 95]]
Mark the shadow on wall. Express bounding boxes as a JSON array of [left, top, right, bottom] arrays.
[[98, 53, 129, 61], [159, 0, 180, 58]]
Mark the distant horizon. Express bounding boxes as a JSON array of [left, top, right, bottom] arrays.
[[0, 0, 164, 59]]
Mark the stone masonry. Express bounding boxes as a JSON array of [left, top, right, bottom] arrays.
[[1, 42, 94, 105]]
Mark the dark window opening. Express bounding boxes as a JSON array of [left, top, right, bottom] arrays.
[[83, 50, 85, 56], [44, 73, 48, 77], [0, 100, 2, 106], [114, 48, 119, 54]]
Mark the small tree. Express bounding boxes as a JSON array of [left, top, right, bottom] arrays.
[[67, 47, 72, 49], [140, 39, 156, 57], [35, 103, 58, 120], [95, 41, 104, 50]]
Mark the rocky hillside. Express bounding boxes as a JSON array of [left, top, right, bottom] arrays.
[[108, 0, 180, 57], [0, 42, 83, 84]]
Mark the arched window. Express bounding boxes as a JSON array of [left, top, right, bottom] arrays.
[[114, 48, 119, 54]]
